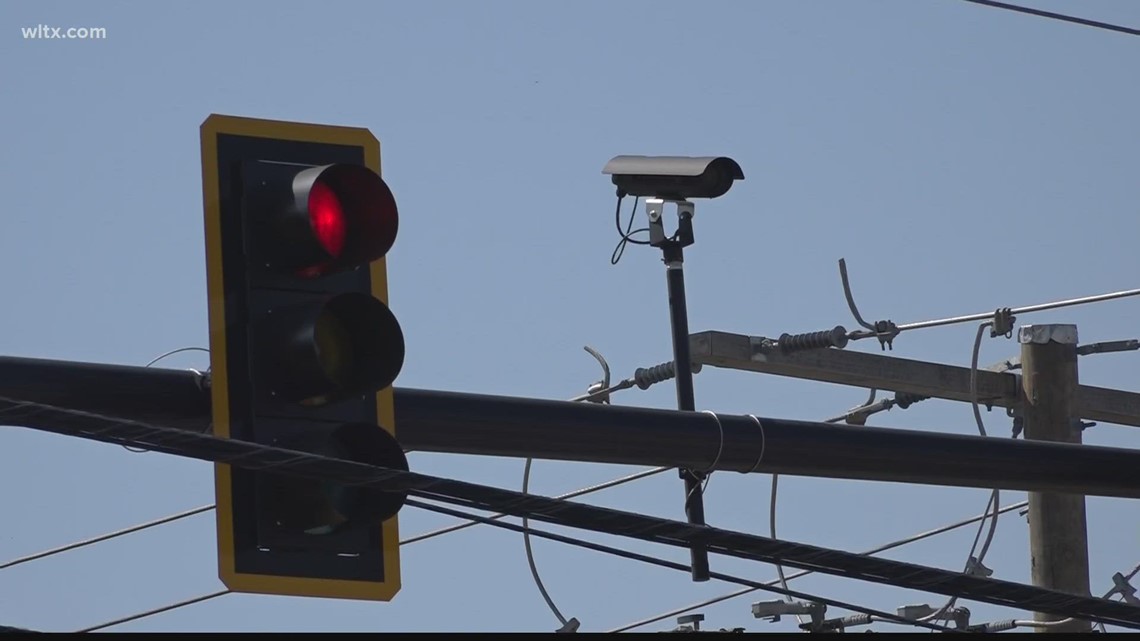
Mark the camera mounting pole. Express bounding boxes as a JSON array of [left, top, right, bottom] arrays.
[[647, 196, 710, 583], [601, 154, 743, 583]]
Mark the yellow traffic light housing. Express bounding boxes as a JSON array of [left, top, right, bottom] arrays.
[[200, 114, 405, 601]]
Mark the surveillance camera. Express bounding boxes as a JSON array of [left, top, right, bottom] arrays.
[[602, 155, 744, 200]]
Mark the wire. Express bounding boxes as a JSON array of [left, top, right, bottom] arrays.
[[959, 0, 1140, 37], [405, 466, 669, 544], [921, 322, 1003, 626], [610, 499, 1029, 632], [521, 458, 568, 627], [610, 194, 646, 265], [767, 391, 881, 627], [989, 583, 1123, 633], [851, 286, 1140, 342], [76, 590, 230, 633], [0, 505, 214, 570], [144, 347, 211, 369], [405, 499, 960, 634], [1127, 562, 1140, 582], [691, 410, 725, 496], [8, 473, 671, 571], [963, 324, 1004, 588], [124, 347, 211, 454], [12, 400, 1140, 629], [70, 467, 673, 632], [517, 351, 663, 629]]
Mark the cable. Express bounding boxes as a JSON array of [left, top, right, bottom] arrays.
[[850, 286, 1140, 343], [981, 584, 1122, 633], [959, 0, 1140, 37], [517, 352, 675, 629], [406, 465, 669, 544], [920, 322, 1003, 626], [144, 347, 210, 369], [610, 499, 1028, 632], [405, 499, 960, 634], [124, 347, 211, 454], [768, 474, 800, 625], [767, 392, 880, 627], [5, 459, 665, 595], [76, 590, 230, 633], [521, 457, 568, 627], [0, 505, 214, 570], [693, 410, 725, 496], [18, 401, 1139, 629], [961, 324, 1006, 598], [743, 415, 766, 474], [610, 194, 646, 265], [1127, 562, 1140, 583], [70, 467, 672, 632]]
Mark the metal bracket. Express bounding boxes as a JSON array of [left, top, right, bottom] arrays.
[[1111, 572, 1139, 606], [1007, 405, 1094, 439], [965, 556, 994, 578], [555, 617, 581, 633], [646, 198, 695, 249], [990, 308, 1016, 339], [1077, 339, 1140, 356]]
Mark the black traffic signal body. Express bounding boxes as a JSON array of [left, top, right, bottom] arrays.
[[200, 114, 407, 601]]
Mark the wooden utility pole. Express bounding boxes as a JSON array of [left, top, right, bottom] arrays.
[[1020, 324, 1091, 633]]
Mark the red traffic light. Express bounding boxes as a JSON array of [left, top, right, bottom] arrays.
[[250, 163, 399, 278], [308, 180, 348, 259]]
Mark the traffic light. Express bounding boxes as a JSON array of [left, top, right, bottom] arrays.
[[200, 114, 407, 601]]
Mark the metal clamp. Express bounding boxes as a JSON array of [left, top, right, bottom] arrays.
[[990, 307, 1016, 339]]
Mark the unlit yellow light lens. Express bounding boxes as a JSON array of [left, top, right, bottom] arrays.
[[314, 311, 353, 387]]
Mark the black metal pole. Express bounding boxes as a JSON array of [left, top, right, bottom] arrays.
[[662, 244, 710, 582], [0, 355, 209, 433], [3, 356, 1140, 499]]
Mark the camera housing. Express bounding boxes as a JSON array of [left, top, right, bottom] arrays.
[[602, 155, 744, 200]]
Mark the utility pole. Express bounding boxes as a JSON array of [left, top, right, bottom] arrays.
[[1020, 324, 1091, 633]]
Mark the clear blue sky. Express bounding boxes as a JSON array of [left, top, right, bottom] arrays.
[[2, 0, 1138, 633]]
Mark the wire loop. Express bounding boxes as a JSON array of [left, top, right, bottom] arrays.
[[744, 414, 767, 474]]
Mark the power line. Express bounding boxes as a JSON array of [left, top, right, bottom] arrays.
[[848, 285, 1140, 342], [610, 499, 1028, 632], [404, 465, 669, 544], [0, 505, 214, 570], [959, 0, 1140, 37], [15, 464, 667, 631], [75, 590, 230, 633], [72, 466, 671, 633], [75, 493, 963, 635], [21, 469, 669, 631], [404, 498, 959, 633], [9, 398, 1140, 630], [5, 467, 668, 571]]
